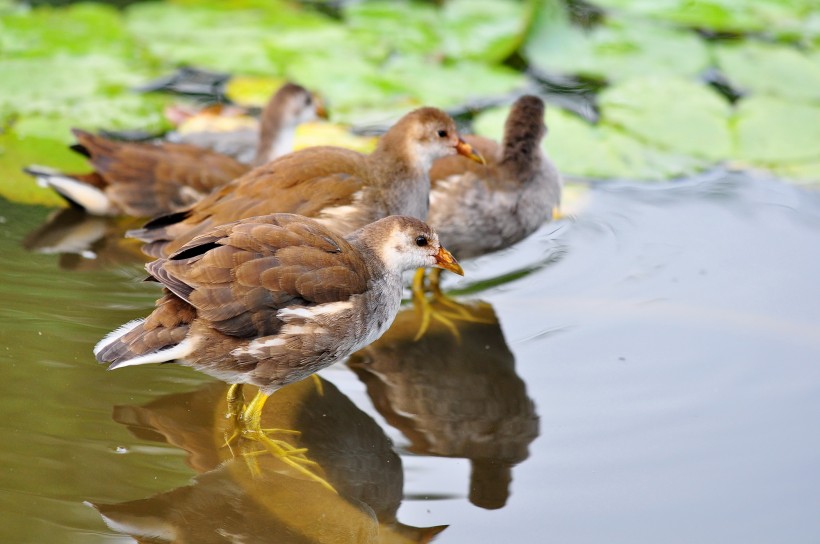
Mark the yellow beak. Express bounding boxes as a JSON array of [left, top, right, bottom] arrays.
[[434, 246, 464, 276], [455, 138, 485, 165]]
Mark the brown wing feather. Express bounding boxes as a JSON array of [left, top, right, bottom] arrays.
[[131, 146, 368, 256], [73, 129, 249, 217], [151, 214, 370, 338]]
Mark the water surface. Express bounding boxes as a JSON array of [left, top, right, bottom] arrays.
[[1, 171, 819, 543]]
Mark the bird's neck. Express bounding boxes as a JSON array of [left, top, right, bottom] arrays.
[[366, 142, 431, 220], [253, 115, 296, 167]]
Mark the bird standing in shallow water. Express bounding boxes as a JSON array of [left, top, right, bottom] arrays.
[[94, 213, 463, 489], [414, 95, 562, 337], [24, 83, 324, 218], [127, 106, 484, 258]]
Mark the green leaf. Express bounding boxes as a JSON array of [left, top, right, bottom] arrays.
[[0, 54, 154, 124], [439, 0, 527, 63], [590, 0, 817, 40], [473, 104, 708, 181], [0, 133, 86, 206], [715, 41, 820, 102], [733, 95, 820, 165], [525, 12, 710, 82], [599, 76, 733, 161], [0, 3, 135, 58]]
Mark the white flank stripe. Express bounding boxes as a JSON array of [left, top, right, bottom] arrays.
[[278, 301, 353, 320]]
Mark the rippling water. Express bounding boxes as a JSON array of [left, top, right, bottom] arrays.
[[1, 170, 819, 543]]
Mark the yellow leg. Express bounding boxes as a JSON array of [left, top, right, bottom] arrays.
[[239, 391, 336, 493], [412, 268, 491, 341]]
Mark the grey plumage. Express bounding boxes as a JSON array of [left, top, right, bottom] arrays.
[[427, 95, 562, 260]]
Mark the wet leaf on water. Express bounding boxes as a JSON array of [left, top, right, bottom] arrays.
[[714, 42, 820, 102], [590, 0, 817, 40], [294, 122, 378, 154], [0, 54, 155, 124], [525, 10, 710, 82], [11, 93, 173, 143], [598, 76, 733, 161], [0, 133, 87, 207], [733, 95, 820, 166], [473, 104, 709, 180], [223, 76, 290, 107], [0, 3, 135, 58]]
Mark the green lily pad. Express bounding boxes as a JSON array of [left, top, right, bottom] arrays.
[[599, 76, 733, 161], [590, 0, 816, 40], [0, 132, 87, 207], [715, 41, 820, 102], [525, 9, 710, 82], [124, 2, 333, 75], [0, 3, 135, 58], [733, 95, 820, 165], [0, 54, 155, 124], [12, 93, 172, 143], [343, 0, 526, 62], [473, 104, 708, 181]]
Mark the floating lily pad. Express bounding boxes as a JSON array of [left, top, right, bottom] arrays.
[[714, 42, 820, 102], [0, 133, 87, 206], [0, 54, 155, 124], [12, 93, 172, 143], [223, 76, 290, 107], [473, 104, 708, 181], [599, 76, 733, 161], [294, 122, 378, 155], [0, 3, 135, 58], [733, 95, 820, 166], [591, 0, 817, 40], [525, 9, 710, 82]]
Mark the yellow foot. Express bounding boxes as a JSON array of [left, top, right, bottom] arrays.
[[228, 390, 336, 493], [412, 268, 493, 341]]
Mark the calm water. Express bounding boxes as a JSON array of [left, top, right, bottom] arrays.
[[1, 171, 819, 543]]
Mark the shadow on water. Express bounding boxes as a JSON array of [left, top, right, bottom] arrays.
[[92, 378, 445, 543], [349, 299, 538, 511]]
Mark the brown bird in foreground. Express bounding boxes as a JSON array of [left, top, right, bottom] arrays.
[[413, 95, 562, 336], [23, 83, 323, 218], [127, 106, 484, 258], [94, 213, 463, 489]]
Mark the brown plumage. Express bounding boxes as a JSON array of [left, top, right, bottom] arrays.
[[23, 83, 321, 218], [128, 107, 484, 258], [95, 213, 463, 393]]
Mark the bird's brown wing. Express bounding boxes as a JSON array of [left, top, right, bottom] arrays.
[[429, 134, 501, 187], [146, 214, 370, 338], [73, 129, 249, 217], [131, 146, 368, 256]]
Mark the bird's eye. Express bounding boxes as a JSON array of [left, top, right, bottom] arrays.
[[437, 130, 448, 138], [415, 235, 428, 247]]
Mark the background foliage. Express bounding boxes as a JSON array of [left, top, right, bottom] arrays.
[[0, 0, 818, 205]]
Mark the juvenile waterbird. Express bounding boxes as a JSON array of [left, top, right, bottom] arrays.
[[95, 213, 463, 489]]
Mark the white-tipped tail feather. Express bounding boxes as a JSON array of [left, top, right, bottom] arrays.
[[93, 319, 144, 358], [24, 165, 118, 216], [107, 340, 195, 370]]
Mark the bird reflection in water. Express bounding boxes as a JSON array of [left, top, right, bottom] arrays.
[[22, 206, 146, 270], [349, 298, 539, 510], [89, 377, 446, 543]]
